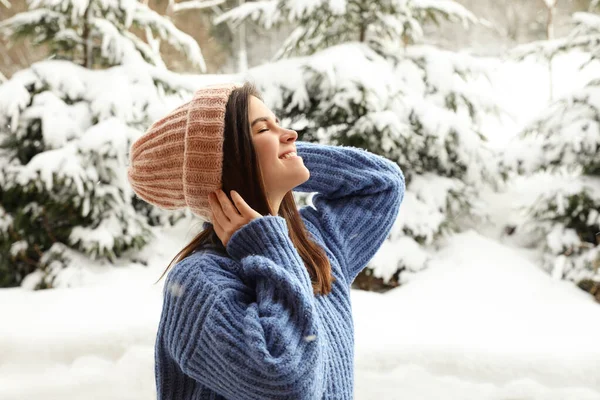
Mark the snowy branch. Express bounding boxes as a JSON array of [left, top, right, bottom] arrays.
[[510, 34, 600, 61], [0, 9, 65, 36], [573, 12, 600, 33], [214, 0, 279, 29], [169, 0, 226, 13], [412, 0, 478, 27], [134, 3, 206, 71]]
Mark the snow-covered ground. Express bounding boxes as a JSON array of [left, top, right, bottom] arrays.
[[1, 209, 599, 400], [354, 230, 600, 399]]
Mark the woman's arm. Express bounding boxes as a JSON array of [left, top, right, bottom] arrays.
[[294, 141, 406, 284], [160, 216, 326, 400]]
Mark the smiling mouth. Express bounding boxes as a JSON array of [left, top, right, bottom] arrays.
[[279, 151, 298, 160]]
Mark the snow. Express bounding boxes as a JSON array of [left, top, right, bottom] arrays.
[[403, 174, 465, 226], [514, 79, 600, 172], [0, 59, 225, 199], [247, 42, 496, 185], [171, 0, 227, 13], [354, 231, 600, 399], [2, 0, 206, 71], [1, 1, 599, 397], [412, 0, 478, 27], [133, 4, 206, 71], [483, 51, 598, 149], [214, 0, 280, 30], [244, 41, 578, 280], [95, 18, 148, 66], [217, 0, 475, 58], [214, 0, 352, 28], [1, 220, 599, 399], [573, 11, 600, 30], [541, 0, 558, 8]]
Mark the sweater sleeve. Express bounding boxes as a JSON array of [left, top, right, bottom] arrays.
[[294, 141, 405, 284], [161, 216, 326, 400]]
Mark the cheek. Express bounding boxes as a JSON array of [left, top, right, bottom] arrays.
[[255, 139, 278, 160]]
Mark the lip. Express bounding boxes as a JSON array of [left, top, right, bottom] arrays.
[[280, 154, 300, 161], [278, 149, 297, 159]]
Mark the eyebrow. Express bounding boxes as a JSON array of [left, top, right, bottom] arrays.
[[250, 116, 280, 128]]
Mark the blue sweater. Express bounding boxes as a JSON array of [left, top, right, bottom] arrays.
[[155, 141, 405, 399]]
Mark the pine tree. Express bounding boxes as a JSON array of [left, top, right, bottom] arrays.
[[235, 1, 501, 287], [215, 0, 477, 59], [1, 0, 206, 71], [505, 5, 600, 283], [0, 0, 205, 288]]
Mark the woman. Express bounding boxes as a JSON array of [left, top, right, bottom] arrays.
[[127, 82, 405, 399]]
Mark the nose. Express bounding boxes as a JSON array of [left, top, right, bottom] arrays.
[[281, 127, 298, 142]]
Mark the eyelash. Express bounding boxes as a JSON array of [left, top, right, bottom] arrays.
[[258, 120, 280, 134]]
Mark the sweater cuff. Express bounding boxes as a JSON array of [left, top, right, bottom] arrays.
[[226, 215, 296, 264]]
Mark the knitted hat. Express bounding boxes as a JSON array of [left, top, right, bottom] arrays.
[[127, 83, 240, 221]]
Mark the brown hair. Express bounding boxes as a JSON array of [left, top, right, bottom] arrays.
[[155, 82, 334, 296]]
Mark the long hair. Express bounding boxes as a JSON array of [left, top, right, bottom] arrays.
[[155, 82, 334, 296]]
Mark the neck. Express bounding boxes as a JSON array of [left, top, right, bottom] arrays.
[[268, 192, 284, 216]]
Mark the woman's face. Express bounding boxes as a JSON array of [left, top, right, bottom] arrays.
[[248, 95, 310, 205]]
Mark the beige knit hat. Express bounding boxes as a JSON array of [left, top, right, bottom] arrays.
[[127, 83, 240, 220]]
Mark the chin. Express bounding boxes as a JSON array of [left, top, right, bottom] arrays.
[[297, 167, 310, 184], [283, 171, 309, 193]]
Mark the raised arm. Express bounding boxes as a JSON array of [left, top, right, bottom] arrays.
[[294, 141, 405, 284], [159, 216, 326, 400]]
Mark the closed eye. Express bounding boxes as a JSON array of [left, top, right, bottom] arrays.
[[255, 117, 280, 134]]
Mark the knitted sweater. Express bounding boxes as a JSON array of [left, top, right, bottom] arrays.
[[155, 141, 405, 400]]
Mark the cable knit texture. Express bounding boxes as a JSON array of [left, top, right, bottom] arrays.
[[155, 141, 406, 399], [127, 83, 239, 220]]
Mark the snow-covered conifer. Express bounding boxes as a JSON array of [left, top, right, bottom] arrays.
[[242, 1, 500, 287], [0, 0, 207, 288], [504, 8, 600, 283], [215, 0, 477, 59]]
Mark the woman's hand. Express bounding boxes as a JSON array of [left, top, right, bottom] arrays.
[[208, 189, 262, 248]]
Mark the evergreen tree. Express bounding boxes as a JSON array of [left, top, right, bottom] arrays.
[[1, 0, 206, 70], [236, 1, 501, 288], [216, 0, 477, 59], [0, 0, 205, 288], [505, 6, 600, 284]]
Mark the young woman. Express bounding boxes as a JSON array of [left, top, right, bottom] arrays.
[[127, 82, 405, 399]]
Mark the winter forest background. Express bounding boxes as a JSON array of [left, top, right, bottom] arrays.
[[1, 0, 600, 399]]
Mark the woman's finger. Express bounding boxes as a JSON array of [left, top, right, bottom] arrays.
[[215, 189, 240, 220], [209, 192, 229, 224]]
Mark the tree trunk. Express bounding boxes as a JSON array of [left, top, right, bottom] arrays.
[[236, 0, 248, 72], [359, 24, 366, 42], [546, 2, 556, 40], [82, 3, 93, 68], [541, 0, 558, 101]]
